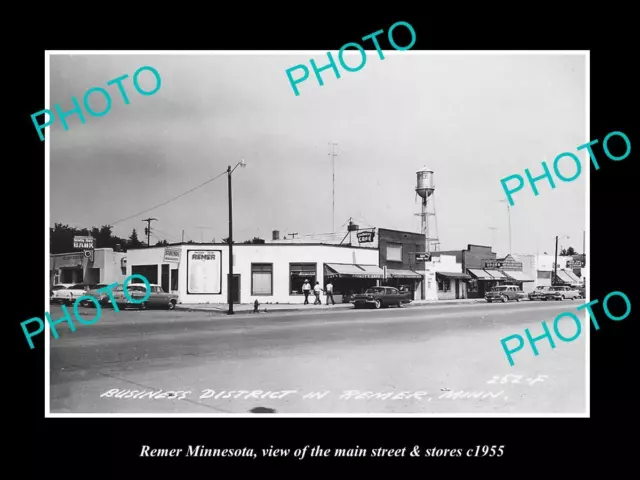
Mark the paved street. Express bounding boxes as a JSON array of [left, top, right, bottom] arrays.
[[49, 300, 586, 415]]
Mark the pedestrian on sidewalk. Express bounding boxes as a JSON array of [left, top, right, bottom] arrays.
[[302, 279, 311, 304], [325, 281, 335, 305], [313, 281, 322, 305]]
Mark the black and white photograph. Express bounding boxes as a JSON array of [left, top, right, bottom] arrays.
[[46, 51, 588, 416]]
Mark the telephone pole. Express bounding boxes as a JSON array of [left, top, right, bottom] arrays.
[[142, 218, 157, 247], [328, 142, 338, 233]]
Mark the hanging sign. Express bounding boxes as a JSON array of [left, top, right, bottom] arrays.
[[415, 253, 431, 262], [484, 260, 504, 269], [356, 230, 375, 243], [163, 247, 181, 263]]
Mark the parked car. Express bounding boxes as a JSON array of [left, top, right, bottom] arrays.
[[51, 283, 89, 305], [351, 286, 412, 309], [577, 285, 586, 298], [106, 283, 178, 310], [529, 286, 552, 301], [79, 283, 110, 307], [543, 285, 581, 301], [485, 285, 525, 303]]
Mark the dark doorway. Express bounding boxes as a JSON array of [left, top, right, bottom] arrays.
[[161, 264, 170, 293], [230, 274, 241, 304]]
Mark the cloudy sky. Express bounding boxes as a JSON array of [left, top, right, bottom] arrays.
[[49, 52, 586, 256]]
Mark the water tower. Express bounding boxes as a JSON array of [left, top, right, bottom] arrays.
[[415, 166, 439, 253]]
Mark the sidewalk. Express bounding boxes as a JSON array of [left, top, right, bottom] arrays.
[[174, 298, 485, 314]]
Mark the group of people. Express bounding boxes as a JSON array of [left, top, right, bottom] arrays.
[[301, 279, 335, 305]]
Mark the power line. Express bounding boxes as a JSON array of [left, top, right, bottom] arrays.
[[107, 170, 227, 226]]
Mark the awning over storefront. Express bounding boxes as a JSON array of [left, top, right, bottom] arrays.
[[485, 269, 506, 279], [503, 271, 535, 282], [387, 269, 423, 279], [436, 272, 472, 281], [564, 270, 581, 283], [555, 270, 575, 284], [325, 264, 384, 279], [468, 268, 494, 280]]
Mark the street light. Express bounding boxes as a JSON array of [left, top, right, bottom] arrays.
[[498, 200, 511, 255], [553, 235, 570, 286], [227, 159, 246, 315]]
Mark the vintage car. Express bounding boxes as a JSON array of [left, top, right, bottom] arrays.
[[528, 286, 552, 301], [543, 285, 581, 301], [105, 283, 178, 310], [351, 286, 412, 309], [51, 283, 90, 305], [485, 285, 525, 303], [79, 283, 110, 307]]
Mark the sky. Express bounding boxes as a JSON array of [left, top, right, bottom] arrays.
[[49, 52, 586, 257]]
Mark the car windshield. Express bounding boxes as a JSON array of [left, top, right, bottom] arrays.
[[70, 284, 85, 289], [491, 287, 507, 291], [128, 285, 147, 292], [92, 284, 108, 290], [365, 288, 385, 294], [550, 287, 562, 291]]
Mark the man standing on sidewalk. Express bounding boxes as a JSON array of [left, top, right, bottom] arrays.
[[325, 281, 335, 305], [313, 281, 322, 305], [302, 279, 311, 305]]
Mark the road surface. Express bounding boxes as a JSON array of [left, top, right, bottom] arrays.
[[48, 300, 587, 414]]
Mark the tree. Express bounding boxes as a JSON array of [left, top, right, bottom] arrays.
[[50, 222, 129, 254], [560, 246, 578, 256], [221, 237, 235, 244], [155, 239, 169, 246], [243, 237, 265, 244], [128, 228, 144, 249]]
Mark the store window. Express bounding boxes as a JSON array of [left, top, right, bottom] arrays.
[[171, 269, 179, 291], [537, 270, 552, 279], [386, 243, 403, 262], [438, 279, 444, 291], [131, 265, 158, 284], [290, 263, 316, 295], [468, 279, 478, 292], [251, 263, 273, 296], [443, 279, 451, 292]]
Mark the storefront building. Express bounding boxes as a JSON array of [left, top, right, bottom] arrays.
[[429, 254, 471, 299], [125, 243, 381, 305], [377, 228, 425, 300], [534, 254, 582, 287], [50, 248, 127, 286], [438, 245, 502, 299], [485, 254, 536, 294]]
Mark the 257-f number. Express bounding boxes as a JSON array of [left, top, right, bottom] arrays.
[[467, 446, 504, 457]]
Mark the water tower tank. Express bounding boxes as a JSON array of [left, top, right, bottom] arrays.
[[416, 166, 435, 199]]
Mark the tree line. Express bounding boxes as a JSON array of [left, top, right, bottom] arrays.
[[50, 223, 264, 254]]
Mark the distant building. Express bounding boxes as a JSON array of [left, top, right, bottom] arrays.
[[50, 248, 127, 286]]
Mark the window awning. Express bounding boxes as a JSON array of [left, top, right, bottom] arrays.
[[387, 268, 423, 279], [555, 270, 575, 284], [436, 272, 472, 281], [503, 271, 535, 282], [485, 269, 506, 279], [468, 268, 494, 280], [325, 263, 383, 278]]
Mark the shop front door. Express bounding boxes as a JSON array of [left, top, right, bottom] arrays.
[[231, 274, 240, 304]]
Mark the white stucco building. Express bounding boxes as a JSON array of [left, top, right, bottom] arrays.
[[50, 248, 127, 286], [125, 243, 382, 305]]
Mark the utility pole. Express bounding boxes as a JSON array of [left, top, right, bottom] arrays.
[[182, 229, 185, 243], [226, 159, 246, 315], [499, 200, 512, 254], [328, 142, 338, 233], [142, 218, 157, 247], [289, 233, 298, 239], [553, 235, 559, 286]]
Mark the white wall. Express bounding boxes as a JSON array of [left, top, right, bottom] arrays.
[[126, 244, 379, 304]]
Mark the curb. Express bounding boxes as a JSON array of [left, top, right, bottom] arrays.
[[174, 300, 486, 314]]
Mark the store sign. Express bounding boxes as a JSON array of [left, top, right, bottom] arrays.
[[567, 260, 584, 268], [73, 236, 94, 249], [356, 230, 375, 243], [186, 250, 221, 294], [163, 247, 181, 263], [484, 260, 504, 269], [415, 253, 431, 262]]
